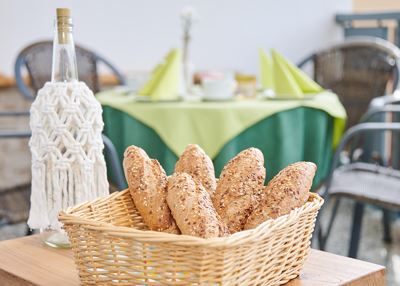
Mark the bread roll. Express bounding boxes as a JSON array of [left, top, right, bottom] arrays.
[[213, 148, 266, 233], [123, 146, 179, 234], [167, 172, 227, 238], [244, 161, 316, 230], [175, 144, 216, 196]]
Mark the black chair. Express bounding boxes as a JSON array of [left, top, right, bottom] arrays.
[[317, 105, 400, 258], [298, 36, 400, 129], [15, 40, 126, 100]]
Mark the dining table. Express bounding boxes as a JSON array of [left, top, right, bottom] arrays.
[[0, 234, 385, 285], [97, 90, 347, 188]]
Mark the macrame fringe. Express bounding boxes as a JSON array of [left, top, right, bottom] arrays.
[[28, 82, 109, 230]]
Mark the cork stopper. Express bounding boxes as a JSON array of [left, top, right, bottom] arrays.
[[55, 8, 72, 44], [56, 8, 70, 18]]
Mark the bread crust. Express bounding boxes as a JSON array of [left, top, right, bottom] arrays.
[[244, 161, 316, 230], [167, 173, 227, 238], [175, 144, 217, 196], [123, 146, 179, 233], [213, 148, 266, 233]]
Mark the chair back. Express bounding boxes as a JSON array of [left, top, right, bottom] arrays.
[[360, 104, 400, 169], [15, 41, 125, 100], [299, 37, 400, 128]]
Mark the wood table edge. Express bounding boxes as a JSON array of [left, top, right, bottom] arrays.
[[0, 235, 387, 286], [0, 235, 78, 286], [290, 249, 386, 286], [343, 267, 385, 286], [0, 267, 36, 286]]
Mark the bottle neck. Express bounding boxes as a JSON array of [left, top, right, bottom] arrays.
[[51, 16, 78, 83]]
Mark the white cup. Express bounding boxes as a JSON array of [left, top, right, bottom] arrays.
[[202, 77, 237, 101]]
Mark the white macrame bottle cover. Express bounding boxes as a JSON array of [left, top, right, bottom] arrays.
[[28, 82, 109, 230]]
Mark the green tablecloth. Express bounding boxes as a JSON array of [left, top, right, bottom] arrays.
[[98, 91, 346, 188]]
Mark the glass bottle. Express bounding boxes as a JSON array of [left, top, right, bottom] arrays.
[[29, 8, 109, 248], [41, 8, 78, 248], [52, 8, 78, 83]]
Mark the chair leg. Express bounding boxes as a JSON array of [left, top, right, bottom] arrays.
[[348, 202, 365, 258], [102, 134, 126, 191], [26, 225, 33, 236], [317, 221, 326, 250], [318, 198, 341, 251], [382, 209, 392, 243]]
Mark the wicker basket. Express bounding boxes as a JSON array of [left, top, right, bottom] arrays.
[[59, 189, 323, 286]]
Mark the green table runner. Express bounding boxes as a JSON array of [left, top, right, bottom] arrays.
[[98, 91, 346, 188]]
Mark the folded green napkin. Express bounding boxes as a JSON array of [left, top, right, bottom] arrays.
[[259, 48, 274, 90], [138, 49, 182, 101], [271, 49, 303, 98], [260, 49, 323, 98]]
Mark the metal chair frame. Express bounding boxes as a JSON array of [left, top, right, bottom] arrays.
[[317, 114, 400, 258]]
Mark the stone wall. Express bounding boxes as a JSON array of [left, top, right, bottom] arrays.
[[0, 88, 31, 223]]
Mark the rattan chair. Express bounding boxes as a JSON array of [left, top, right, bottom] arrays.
[[317, 105, 400, 258], [15, 41, 126, 100], [298, 37, 400, 128]]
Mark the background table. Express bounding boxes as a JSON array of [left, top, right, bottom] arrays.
[[98, 91, 346, 187], [0, 235, 384, 285]]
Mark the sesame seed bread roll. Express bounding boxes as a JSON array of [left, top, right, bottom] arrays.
[[123, 146, 179, 234], [175, 144, 217, 196], [244, 162, 316, 230], [167, 173, 228, 238], [213, 148, 266, 233]]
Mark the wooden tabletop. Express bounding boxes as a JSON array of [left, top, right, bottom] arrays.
[[0, 234, 385, 286]]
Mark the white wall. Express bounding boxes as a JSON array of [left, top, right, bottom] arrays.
[[0, 0, 351, 76]]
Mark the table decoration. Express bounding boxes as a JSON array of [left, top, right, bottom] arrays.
[[259, 48, 275, 94], [259, 48, 323, 98], [235, 73, 257, 98], [28, 8, 109, 247], [202, 73, 237, 101], [180, 6, 198, 94], [138, 49, 182, 101]]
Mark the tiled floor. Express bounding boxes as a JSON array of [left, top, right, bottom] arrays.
[[316, 198, 400, 286], [1, 198, 399, 285]]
